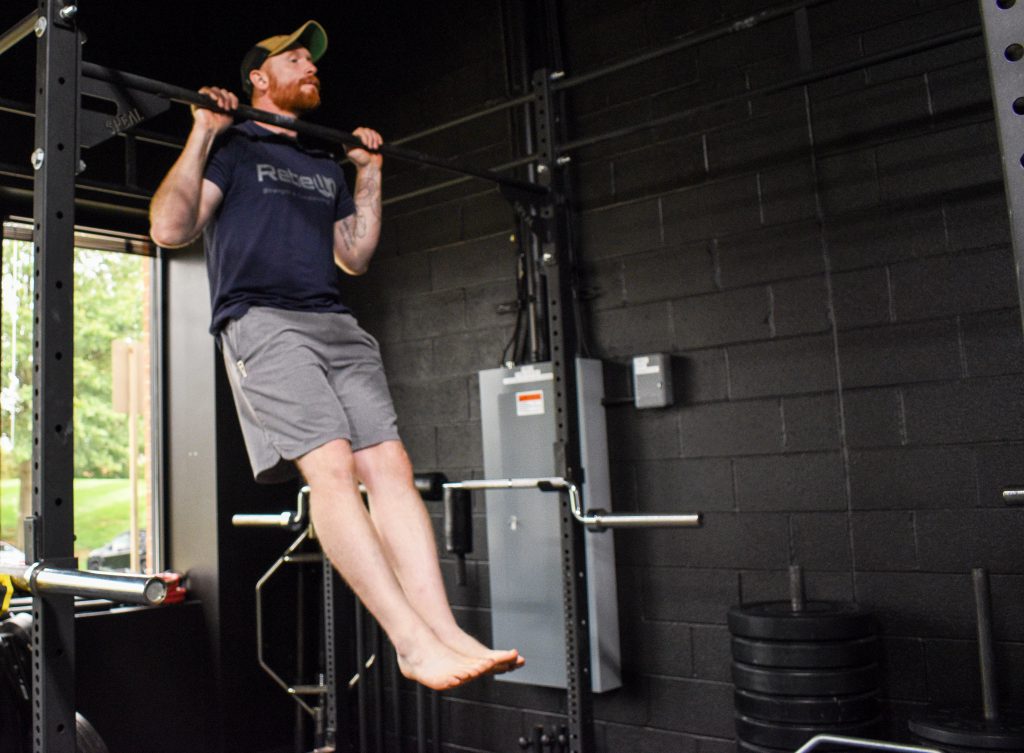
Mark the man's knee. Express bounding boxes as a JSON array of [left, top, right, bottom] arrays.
[[354, 439, 413, 486], [297, 438, 358, 488]]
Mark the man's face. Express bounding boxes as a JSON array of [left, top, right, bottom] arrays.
[[261, 45, 321, 113]]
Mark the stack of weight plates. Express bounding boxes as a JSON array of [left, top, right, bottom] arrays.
[[729, 601, 882, 753]]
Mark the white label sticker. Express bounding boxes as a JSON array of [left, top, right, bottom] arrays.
[[633, 355, 661, 376], [503, 364, 554, 384], [516, 390, 545, 416]]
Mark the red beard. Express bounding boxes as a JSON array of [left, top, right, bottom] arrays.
[[268, 75, 321, 114]]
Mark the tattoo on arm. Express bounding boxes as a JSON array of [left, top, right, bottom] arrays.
[[354, 172, 381, 236], [337, 168, 382, 263], [337, 215, 357, 252]]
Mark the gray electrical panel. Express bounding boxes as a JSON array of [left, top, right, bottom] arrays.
[[478, 359, 621, 691]]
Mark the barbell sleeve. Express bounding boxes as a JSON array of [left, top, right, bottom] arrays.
[[231, 512, 298, 528], [0, 562, 167, 605], [1002, 487, 1024, 504], [232, 487, 309, 529]]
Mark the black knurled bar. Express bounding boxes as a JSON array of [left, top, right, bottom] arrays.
[[79, 62, 548, 196]]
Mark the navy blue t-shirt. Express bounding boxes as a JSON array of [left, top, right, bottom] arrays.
[[202, 120, 357, 334]]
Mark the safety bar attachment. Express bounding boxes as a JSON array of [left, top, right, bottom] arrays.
[[443, 477, 702, 530]]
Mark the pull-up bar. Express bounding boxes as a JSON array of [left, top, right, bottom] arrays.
[[80, 62, 549, 197]]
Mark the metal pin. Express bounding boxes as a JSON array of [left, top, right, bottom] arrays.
[[34, 17, 47, 37], [59, 5, 78, 20], [31, 149, 44, 170]]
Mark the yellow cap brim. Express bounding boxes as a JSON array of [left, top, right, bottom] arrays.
[[258, 20, 328, 62]]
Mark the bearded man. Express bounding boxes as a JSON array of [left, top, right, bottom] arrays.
[[149, 20, 521, 690]]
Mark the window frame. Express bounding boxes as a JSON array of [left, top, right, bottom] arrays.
[[1, 216, 165, 574]]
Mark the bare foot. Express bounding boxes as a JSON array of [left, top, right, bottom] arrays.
[[435, 627, 524, 673], [395, 631, 496, 690]]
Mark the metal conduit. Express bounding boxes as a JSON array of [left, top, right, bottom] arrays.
[[0, 10, 38, 58], [391, 92, 538, 146], [384, 153, 539, 206], [559, 25, 981, 155], [550, 0, 838, 93]]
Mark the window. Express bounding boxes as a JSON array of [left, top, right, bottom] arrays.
[[1, 220, 161, 573]]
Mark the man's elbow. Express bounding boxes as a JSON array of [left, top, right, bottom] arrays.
[[149, 222, 193, 249], [337, 259, 369, 276]]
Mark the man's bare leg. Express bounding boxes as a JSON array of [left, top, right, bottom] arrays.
[[296, 438, 495, 690], [353, 440, 523, 671]]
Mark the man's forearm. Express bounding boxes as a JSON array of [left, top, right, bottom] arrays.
[[336, 163, 383, 273], [149, 125, 218, 247]]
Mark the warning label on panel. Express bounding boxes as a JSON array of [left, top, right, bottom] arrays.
[[516, 390, 545, 416]]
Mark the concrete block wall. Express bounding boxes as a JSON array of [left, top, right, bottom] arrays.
[[341, 0, 1024, 750]]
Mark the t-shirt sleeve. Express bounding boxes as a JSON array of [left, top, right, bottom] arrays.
[[203, 132, 238, 193], [334, 165, 357, 221]]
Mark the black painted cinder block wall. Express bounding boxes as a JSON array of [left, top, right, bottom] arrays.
[[340, 1, 1024, 751]]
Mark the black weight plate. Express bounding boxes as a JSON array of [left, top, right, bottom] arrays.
[[732, 636, 879, 668], [737, 739, 790, 753], [729, 601, 875, 641], [76, 713, 110, 753], [735, 688, 880, 724], [909, 707, 1024, 750], [736, 713, 882, 749], [733, 661, 880, 696], [911, 737, 998, 753]]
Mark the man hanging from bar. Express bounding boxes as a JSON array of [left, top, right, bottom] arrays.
[[148, 20, 522, 690]]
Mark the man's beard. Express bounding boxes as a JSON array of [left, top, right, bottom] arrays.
[[268, 75, 321, 114]]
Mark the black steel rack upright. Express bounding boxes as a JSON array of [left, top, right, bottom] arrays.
[[29, 2, 80, 752]]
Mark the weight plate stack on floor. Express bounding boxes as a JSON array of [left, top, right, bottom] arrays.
[[729, 567, 881, 753], [909, 569, 1024, 753]]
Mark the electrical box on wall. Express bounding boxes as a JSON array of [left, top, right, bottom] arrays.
[[632, 353, 673, 409], [478, 359, 621, 692]]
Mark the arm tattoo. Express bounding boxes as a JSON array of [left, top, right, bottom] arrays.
[[354, 172, 381, 239], [336, 168, 381, 262], [337, 215, 357, 252]]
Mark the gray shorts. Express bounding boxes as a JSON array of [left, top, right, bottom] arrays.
[[219, 306, 400, 483]]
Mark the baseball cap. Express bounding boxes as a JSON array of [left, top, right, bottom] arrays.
[[240, 20, 327, 95]]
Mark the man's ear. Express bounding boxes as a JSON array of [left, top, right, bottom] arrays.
[[249, 68, 267, 93]]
